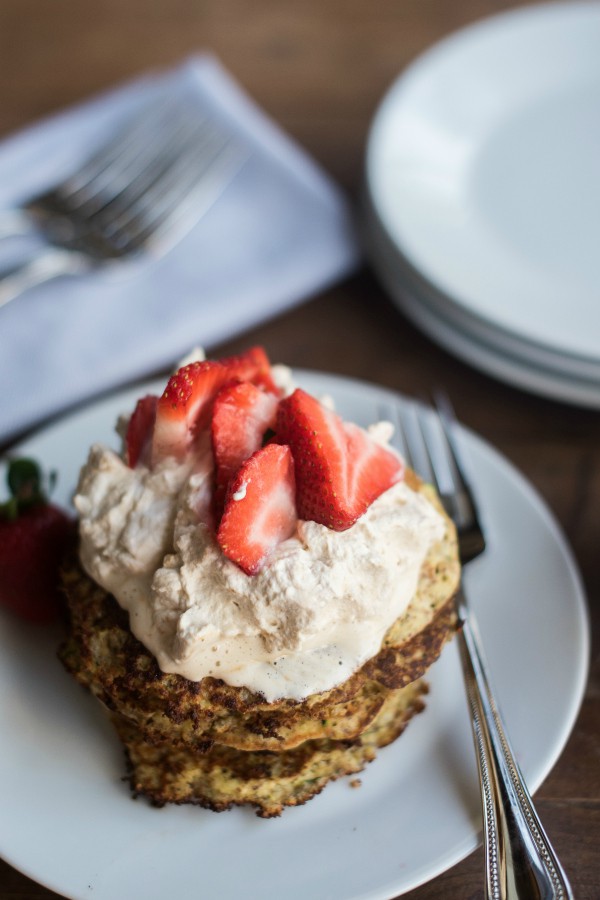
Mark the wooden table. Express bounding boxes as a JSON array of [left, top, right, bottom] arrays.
[[0, 1, 598, 897]]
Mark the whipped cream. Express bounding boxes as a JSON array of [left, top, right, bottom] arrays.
[[74, 434, 445, 703], [74, 356, 446, 701]]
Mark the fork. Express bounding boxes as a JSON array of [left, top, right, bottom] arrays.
[[0, 98, 248, 309], [391, 393, 574, 900]]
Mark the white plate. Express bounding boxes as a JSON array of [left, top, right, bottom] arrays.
[[365, 200, 600, 408], [365, 194, 600, 388], [0, 372, 589, 900], [367, 1, 600, 363]]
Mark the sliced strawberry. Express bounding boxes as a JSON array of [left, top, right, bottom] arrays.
[[217, 444, 297, 575], [188, 432, 217, 531], [212, 382, 279, 517], [151, 361, 226, 464], [221, 346, 279, 395], [126, 394, 158, 468], [276, 388, 403, 531], [151, 347, 277, 465]]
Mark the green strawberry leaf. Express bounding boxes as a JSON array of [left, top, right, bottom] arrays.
[[1, 458, 48, 519]]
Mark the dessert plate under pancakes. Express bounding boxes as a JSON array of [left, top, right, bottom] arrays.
[[0, 371, 589, 900], [365, 1, 600, 406]]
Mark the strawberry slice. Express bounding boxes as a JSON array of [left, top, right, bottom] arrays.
[[217, 444, 297, 575], [152, 361, 225, 464], [126, 394, 158, 468], [220, 346, 279, 395], [276, 388, 403, 531], [151, 347, 277, 465], [212, 382, 279, 517]]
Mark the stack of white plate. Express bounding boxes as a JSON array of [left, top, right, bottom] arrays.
[[364, 1, 600, 408]]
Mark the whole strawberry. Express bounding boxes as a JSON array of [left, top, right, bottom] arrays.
[[0, 458, 74, 623]]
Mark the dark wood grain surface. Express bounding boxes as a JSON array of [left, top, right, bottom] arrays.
[[0, 2, 598, 898]]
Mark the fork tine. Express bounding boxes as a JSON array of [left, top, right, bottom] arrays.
[[377, 401, 410, 462], [380, 399, 437, 485], [104, 125, 232, 232], [394, 403, 452, 502], [398, 404, 432, 481], [70, 118, 193, 216], [432, 391, 486, 560], [433, 390, 473, 499], [108, 133, 246, 252], [61, 105, 202, 217], [73, 116, 211, 239], [67, 97, 172, 184], [386, 393, 485, 562], [33, 97, 174, 215]]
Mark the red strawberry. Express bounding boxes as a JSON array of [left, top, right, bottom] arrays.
[[217, 444, 297, 575], [276, 389, 403, 530], [125, 394, 158, 467], [0, 459, 74, 624], [151, 347, 277, 464], [152, 361, 226, 465], [212, 382, 279, 517], [220, 346, 279, 394]]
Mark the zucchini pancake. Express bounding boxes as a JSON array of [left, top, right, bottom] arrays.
[[59, 347, 460, 817]]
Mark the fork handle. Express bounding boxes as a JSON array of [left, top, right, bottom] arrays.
[[0, 248, 89, 309], [456, 587, 574, 900]]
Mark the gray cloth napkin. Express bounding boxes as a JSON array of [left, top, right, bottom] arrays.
[[0, 55, 360, 442]]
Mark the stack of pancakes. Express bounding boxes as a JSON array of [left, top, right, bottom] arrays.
[[59, 471, 460, 817]]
